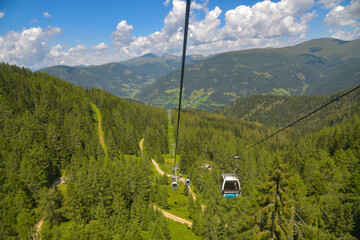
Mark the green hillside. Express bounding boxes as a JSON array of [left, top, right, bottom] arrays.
[[39, 54, 205, 99], [217, 87, 360, 133], [136, 38, 360, 110], [170, 89, 360, 238], [1, 64, 360, 239], [0, 63, 170, 238]]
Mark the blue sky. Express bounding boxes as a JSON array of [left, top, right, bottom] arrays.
[[0, 0, 359, 69]]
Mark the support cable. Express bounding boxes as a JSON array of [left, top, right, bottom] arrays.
[[230, 84, 360, 159], [174, 0, 191, 173]]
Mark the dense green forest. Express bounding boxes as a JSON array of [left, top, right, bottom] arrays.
[[171, 94, 360, 239], [0, 63, 169, 239], [1, 63, 359, 239]]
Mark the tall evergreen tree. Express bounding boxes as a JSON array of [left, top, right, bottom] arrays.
[[255, 155, 295, 240]]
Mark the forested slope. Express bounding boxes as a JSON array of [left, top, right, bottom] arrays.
[[172, 102, 360, 239], [217, 87, 360, 133], [0, 63, 169, 239], [1, 63, 359, 239]]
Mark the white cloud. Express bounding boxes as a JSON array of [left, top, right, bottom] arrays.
[[43, 12, 52, 18], [0, 12, 5, 18], [317, 0, 344, 9], [111, 20, 136, 50], [222, 0, 314, 40], [163, 0, 186, 35], [0, 26, 61, 67], [93, 42, 108, 51], [164, 0, 171, 6], [323, 0, 360, 26], [0, 0, 320, 69], [189, 6, 222, 44], [69, 44, 86, 52], [329, 26, 360, 39], [111, 0, 315, 60]]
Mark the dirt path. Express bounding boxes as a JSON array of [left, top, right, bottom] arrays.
[[152, 159, 171, 177], [97, 114, 106, 155], [35, 176, 66, 239], [139, 138, 144, 156], [91, 102, 107, 157], [153, 205, 192, 227], [151, 159, 203, 208], [35, 217, 45, 239]]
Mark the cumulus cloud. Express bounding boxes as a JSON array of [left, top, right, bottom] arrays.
[[69, 44, 86, 52], [0, 26, 61, 67], [0, 12, 5, 18], [323, 0, 360, 26], [93, 42, 108, 51], [189, 6, 222, 44], [163, 0, 186, 35], [43, 12, 52, 18], [111, 0, 315, 60], [111, 20, 136, 50], [1, 0, 320, 69], [317, 0, 344, 9], [222, 0, 314, 39], [329, 26, 360, 40], [164, 0, 171, 6]]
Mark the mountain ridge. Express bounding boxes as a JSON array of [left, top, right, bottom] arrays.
[[39, 53, 205, 99], [136, 38, 360, 110]]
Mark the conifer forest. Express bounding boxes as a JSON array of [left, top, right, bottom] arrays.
[[0, 62, 359, 239]]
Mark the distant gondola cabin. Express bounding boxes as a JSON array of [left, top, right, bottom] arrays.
[[219, 173, 241, 198], [171, 182, 179, 190]]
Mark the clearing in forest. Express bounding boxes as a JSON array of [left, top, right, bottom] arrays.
[[90, 102, 108, 157]]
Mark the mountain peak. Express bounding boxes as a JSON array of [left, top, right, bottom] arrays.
[[141, 53, 158, 58]]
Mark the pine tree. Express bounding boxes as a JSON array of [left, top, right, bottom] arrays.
[[188, 195, 195, 219], [124, 221, 143, 240], [184, 185, 189, 196], [161, 173, 169, 185], [255, 155, 294, 240], [150, 223, 166, 240]]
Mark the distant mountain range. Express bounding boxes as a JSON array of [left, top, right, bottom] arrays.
[[39, 53, 205, 98], [40, 38, 360, 110], [135, 38, 360, 110]]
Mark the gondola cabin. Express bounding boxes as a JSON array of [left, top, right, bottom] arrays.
[[219, 173, 241, 198], [171, 181, 179, 190], [185, 179, 191, 186], [172, 176, 176, 182]]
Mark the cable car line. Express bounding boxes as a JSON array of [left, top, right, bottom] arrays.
[[172, 0, 191, 189], [220, 84, 360, 198], [231, 83, 360, 158]]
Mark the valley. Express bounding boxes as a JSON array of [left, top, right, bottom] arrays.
[[2, 0, 360, 239], [1, 40, 360, 239], [39, 38, 360, 111]]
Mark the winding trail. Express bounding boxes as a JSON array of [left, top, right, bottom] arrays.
[[151, 159, 204, 210], [35, 218, 45, 239], [35, 176, 66, 239], [151, 159, 170, 177], [140, 138, 192, 226], [91, 102, 108, 157], [153, 205, 192, 227], [139, 138, 144, 156]]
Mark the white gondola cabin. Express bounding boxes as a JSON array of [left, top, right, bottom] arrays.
[[219, 173, 241, 198], [185, 179, 191, 186], [171, 181, 179, 190]]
